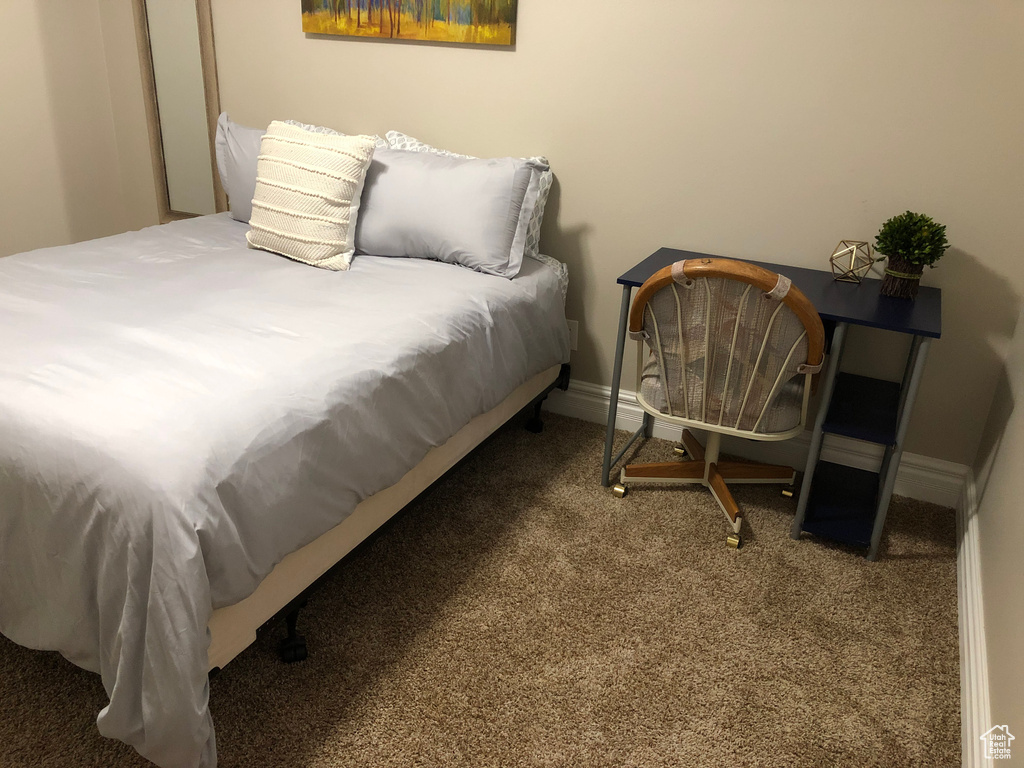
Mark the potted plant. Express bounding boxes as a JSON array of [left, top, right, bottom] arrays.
[[874, 211, 949, 299]]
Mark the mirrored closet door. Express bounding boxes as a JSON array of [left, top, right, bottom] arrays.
[[135, 0, 225, 219]]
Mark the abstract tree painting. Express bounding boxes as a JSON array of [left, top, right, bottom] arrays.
[[301, 0, 517, 46]]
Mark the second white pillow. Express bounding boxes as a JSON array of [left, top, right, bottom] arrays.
[[384, 130, 553, 265]]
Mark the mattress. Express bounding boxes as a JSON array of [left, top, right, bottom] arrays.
[[0, 214, 569, 767]]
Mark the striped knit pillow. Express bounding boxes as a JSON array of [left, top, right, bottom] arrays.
[[247, 121, 376, 271]]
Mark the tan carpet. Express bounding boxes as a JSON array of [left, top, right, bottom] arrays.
[[0, 414, 960, 767]]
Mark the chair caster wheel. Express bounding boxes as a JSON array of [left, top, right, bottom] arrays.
[[279, 635, 308, 663], [726, 533, 742, 549], [781, 486, 795, 498], [673, 446, 687, 457], [612, 484, 628, 498]]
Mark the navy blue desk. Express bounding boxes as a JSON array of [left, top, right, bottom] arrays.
[[603, 247, 942, 560]]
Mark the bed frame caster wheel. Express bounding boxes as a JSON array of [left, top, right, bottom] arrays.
[[781, 485, 795, 499], [673, 446, 687, 457], [612, 483, 628, 498], [726, 533, 742, 549]]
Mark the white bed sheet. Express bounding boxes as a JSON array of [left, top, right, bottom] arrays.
[[0, 214, 569, 767]]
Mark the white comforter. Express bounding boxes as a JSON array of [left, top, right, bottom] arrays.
[[0, 214, 569, 767]]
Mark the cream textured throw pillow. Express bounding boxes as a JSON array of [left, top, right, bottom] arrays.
[[247, 121, 376, 271]]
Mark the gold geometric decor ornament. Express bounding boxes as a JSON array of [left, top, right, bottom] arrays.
[[829, 240, 879, 284]]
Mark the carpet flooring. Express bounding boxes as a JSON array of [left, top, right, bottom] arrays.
[[0, 413, 960, 767]]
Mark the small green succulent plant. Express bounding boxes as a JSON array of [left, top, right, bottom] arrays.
[[874, 211, 950, 267]]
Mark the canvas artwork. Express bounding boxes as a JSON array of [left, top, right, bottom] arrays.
[[301, 0, 517, 46]]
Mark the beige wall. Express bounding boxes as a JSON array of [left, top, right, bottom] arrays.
[[974, 308, 1024, 754], [0, 1, 1017, 466], [211, 0, 1023, 467], [0, 2, 158, 259]]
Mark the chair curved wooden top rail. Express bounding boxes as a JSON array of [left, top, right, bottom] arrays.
[[627, 257, 826, 368]]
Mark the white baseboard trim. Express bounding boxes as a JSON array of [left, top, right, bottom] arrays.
[[546, 380, 968, 508], [957, 474, 991, 768]]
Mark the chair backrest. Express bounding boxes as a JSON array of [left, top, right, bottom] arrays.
[[629, 258, 825, 437]]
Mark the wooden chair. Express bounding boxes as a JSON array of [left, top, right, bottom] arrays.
[[613, 257, 825, 547]]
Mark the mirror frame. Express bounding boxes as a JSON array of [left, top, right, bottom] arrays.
[[133, 0, 227, 222]]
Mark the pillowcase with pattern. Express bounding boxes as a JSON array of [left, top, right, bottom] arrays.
[[284, 119, 389, 150]]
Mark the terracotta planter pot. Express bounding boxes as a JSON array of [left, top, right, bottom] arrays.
[[880, 255, 924, 299]]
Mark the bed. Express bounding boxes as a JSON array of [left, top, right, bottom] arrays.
[[0, 212, 569, 767]]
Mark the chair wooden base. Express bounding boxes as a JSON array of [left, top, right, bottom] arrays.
[[619, 429, 796, 536]]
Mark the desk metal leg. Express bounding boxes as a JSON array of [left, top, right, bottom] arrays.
[[867, 336, 930, 561], [602, 285, 634, 487], [791, 322, 848, 539]]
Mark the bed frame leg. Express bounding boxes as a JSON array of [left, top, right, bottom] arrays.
[[278, 597, 308, 663], [524, 363, 571, 433], [525, 398, 546, 433]]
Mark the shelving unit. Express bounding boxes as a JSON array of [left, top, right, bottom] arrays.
[[801, 461, 879, 547], [822, 373, 900, 445], [791, 326, 937, 560]]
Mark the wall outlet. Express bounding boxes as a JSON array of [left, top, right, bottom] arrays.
[[567, 319, 579, 351]]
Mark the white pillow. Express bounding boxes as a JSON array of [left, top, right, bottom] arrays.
[[246, 121, 376, 271], [356, 149, 541, 278], [384, 131, 553, 263], [215, 113, 266, 223]]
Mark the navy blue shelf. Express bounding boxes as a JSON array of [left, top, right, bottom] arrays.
[[822, 373, 900, 446], [801, 461, 879, 548]]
